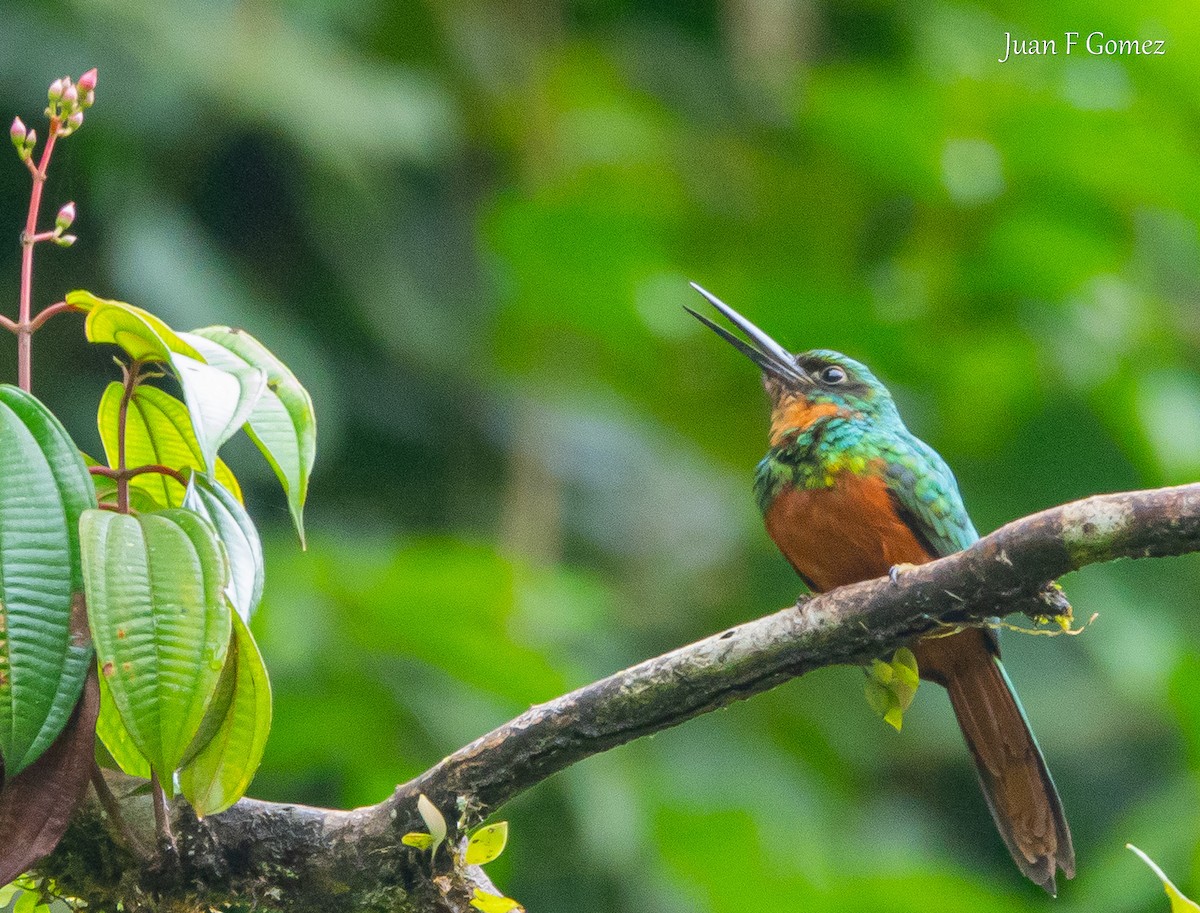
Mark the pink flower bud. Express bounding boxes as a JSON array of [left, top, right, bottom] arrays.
[[56, 202, 76, 231], [48, 79, 64, 102], [55, 234, 77, 248], [77, 68, 98, 94], [62, 83, 78, 106], [66, 111, 83, 131], [10, 117, 26, 147]]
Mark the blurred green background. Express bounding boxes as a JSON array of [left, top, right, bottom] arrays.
[[3, 1, 1200, 910]]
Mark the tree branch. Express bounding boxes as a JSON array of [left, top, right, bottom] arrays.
[[42, 484, 1200, 911]]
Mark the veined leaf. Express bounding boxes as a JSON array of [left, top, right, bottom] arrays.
[[183, 474, 264, 621], [70, 290, 203, 362], [0, 386, 96, 779], [178, 611, 272, 816], [95, 671, 150, 779], [97, 383, 242, 506], [188, 328, 316, 546], [81, 509, 232, 783], [71, 292, 267, 474]]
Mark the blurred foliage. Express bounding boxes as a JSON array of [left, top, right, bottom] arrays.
[[2, 0, 1200, 910]]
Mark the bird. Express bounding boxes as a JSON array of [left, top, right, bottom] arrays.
[[686, 282, 1074, 894]]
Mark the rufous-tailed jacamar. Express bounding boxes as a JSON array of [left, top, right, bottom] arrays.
[[687, 283, 1074, 893]]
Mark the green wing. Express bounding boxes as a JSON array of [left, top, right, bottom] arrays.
[[880, 432, 978, 558]]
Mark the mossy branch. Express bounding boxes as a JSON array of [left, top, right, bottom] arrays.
[[42, 483, 1200, 911]]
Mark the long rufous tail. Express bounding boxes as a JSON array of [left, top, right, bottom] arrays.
[[915, 630, 1075, 894]]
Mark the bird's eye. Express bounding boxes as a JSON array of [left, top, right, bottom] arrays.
[[819, 365, 846, 385]]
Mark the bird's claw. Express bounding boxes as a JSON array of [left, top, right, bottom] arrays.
[[888, 563, 918, 585]]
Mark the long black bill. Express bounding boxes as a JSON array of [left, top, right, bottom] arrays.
[[685, 283, 808, 386]]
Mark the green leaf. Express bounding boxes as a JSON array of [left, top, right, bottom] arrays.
[[470, 889, 523, 913], [0, 386, 96, 779], [464, 821, 508, 865], [417, 793, 447, 857], [188, 328, 316, 546], [71, 292, 267, 474], [95, 671, 151, 779], [1128, 844, 1200, 912], [97, 383, 242, 507], [178, 611, 272, 816], [183, 474, 264, 621], [13, 887, 37, 913], [863, 647, 921, 732], [81, 509, 232, 783], [70, 290, 204, 362], [402, 833, 435, 851]]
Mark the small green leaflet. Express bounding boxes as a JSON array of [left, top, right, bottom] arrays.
[[97, 383, 242, 506], [417, 793, 447, 858], [186, 328, 316, 546], [184, 473, 265, 621], [0, 386, 95, 779], [69, 291, 266, 476], [178, 611, 272, 816], [464, 821, 509, 866], [470, 889, 523, 913], [1128, 844, 1200, 912], [402, 832, 435, 851], [863, 647, 920, 731], [80, 509, 232, 786]]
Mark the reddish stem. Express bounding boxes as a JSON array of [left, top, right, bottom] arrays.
[[29, 300, 76, 333], [126, 464, 189, 487], [18, 120, 60, 392], [90, 463, 188, 489], [115, 361, 142, 513]]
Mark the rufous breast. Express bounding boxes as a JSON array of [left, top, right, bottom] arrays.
[[763, 468, 934, 593]]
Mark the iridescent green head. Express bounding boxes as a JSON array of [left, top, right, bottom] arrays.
[[685, 284, 900, 442]]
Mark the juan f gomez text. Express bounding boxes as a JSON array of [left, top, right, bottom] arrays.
[[999, 31, 1166, 63]]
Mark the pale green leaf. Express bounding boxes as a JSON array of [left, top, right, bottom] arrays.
[[12, 887, 37, 913], [0, 386, 95, 778], [188, 328, 316, 546], [81, 509, 232, 783], [72, 292, 266, 474], [97, 383, 242, 507], [464, 821, 508, 866], [183, 474, 264, 621], [470, 889, 523, 913], [178, 612, 272, 816], [1128, 844, 1200, 912], [863, 648, 921, 732], [417, 793, 447, 857], [402, 833, 434, 851]]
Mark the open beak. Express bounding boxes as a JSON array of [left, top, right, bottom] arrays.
[[685, 283, 808, 386]]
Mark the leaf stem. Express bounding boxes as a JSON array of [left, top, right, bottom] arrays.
[[91, 463, 189, 488], [28, 299, 77, 333], [17, 118, 60, 392], [91, 764, 152, 862], [149, 770, 178, 859], [115, 361, 143, 514]]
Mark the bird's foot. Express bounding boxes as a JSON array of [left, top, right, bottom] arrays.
[[888, 563, 919, 585]]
